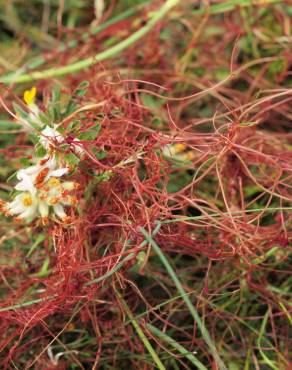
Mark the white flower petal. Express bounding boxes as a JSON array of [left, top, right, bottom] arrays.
[[25, 166, 41, 176], [49, 168, 68, 178], [16, 164, 42, 184], [38, 201, 49, 218], [8, 200, 26, 215], [8, 193, 38, 219], [46, 157, 57, 170], [53, 204, 67, 220], [40, 126, 63, 149], [162, 144, 174, 157], [15, 181, 30, 192], [18, 205, 38, 220], [15, 172, 36, 195], [10, 193, 24, 204], [42, 126, 59, 139]]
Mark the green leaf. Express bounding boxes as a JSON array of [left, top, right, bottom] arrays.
[[140, 225, 227, 370], [67, 119, 81, 133], [19, 158, 32, 166], [287, 6, 292, 16], [7, 171, 17, 183], [35, 144, 47, 157], [141, 93, 164, 110], [37, 111, 50, 126], [48, 85, 61, 122], [239, 121, 258, 127], [64, 152, 80, 166], [28, 133, 39, 144], [92, 147, 107, 159], [12, 102, 28, 119], [0, 120, 21, 130], [75, 80, 89, 96], [79, 123, 101, 141], [65, 81, 89, 116], [59, 143, 71, 151]]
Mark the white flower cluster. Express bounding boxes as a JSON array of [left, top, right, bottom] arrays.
[[0, 87, 81, 224], [3, 157, 79, 223]]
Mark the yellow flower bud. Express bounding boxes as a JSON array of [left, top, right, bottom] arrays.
[[23, 87, 37, 106]]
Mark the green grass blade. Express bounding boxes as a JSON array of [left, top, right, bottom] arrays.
[[0, 295, 56, 312], [0, 0, 180, 84], [118, 292, 166, 370], [0, 0, 282, 84], [257, 311, 279, 370], [161, 207, 292, 224], [147, 323, 208, 370], [0, 5, 145, 81], [193, 0, 282, 15], [87, 222, 161, 286], [140, 224, 227, 370]]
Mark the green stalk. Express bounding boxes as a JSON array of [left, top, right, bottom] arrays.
[[0, 0, 282, 84], [86, 222, 161, 286], [0, 295, 56, 312], [117, 292, 166, 370], [85, 252, 135, 286], [161, 207, 292, 224], [193, 0, 281, 15], [257, 311, 278, 370], [147, 323, 208, 370], [0, 0, 179, 84], [0, 5, 143, 80], [140, 225, 227, 370]]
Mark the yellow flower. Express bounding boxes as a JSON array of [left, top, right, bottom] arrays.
[[23, 86, 37, 106]]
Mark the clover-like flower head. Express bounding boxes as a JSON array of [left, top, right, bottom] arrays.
[[4, 157, 79, 223]]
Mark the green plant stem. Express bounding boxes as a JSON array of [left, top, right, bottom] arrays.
[[0, 5, 143, 82], [140, 224, 227, 370], [0, 295, 56, 312], [86, 222, 161, 286], [0, 222, 161, 312], [161, 207, 292, 224], [147, 324, 208, 370], [117, 292, 166, 370], [0, 0, 179, 84], [0, 0, 282, 84], [193, 0, 281, 15], [85, 252, 135, 286], [257, 311, 278, 370]]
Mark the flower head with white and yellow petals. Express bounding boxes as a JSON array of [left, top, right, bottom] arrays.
[[0, 86, 83, 224], [3, 158, 79, 224], [15, 157, 68, 194], [7, 193, 39, 220]]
